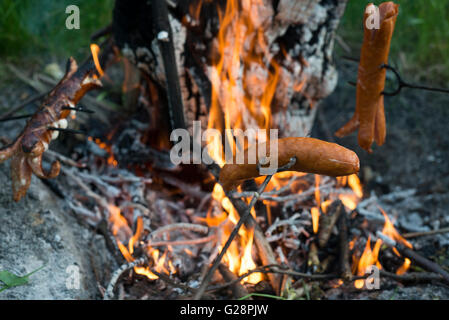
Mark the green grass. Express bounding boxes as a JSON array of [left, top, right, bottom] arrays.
[[0, 0, 448, 84], [0, 0, 114, 62], [338, 0, 449, 84]]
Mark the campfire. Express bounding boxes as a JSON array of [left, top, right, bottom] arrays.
[[1, 0, 449, 301]]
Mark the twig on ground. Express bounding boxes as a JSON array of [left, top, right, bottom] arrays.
[[67, 201, 101, 225], [318, 200, 343, 248], [104, 257, 147, 300], [207, 264, 353, 293], [149, 269, 198, 294], [149, 223, 209, 240], [161, 175, 209, 200], [44, 149, 86, 168], [77, 170, 122, 197], [146, 234, 217, 247], [380, 270, 445, 284], [403, 227, 449, 239], [62, 167, 109, 208], [377, 231, 449, 284], [338, 208, 352, 280]]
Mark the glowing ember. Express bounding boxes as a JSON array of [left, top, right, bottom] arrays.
[[88, 136, 118, 167], [349, 236, 357, 251]]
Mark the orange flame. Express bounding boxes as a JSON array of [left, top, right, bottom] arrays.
[[108, 204, 130, 239], [204, 0, 283, 284], [379, 207, 413, 249], [109, 205, 173, 280], [129, 216, 143, 255], [207, 183, 263, 284], [90, 43, 104, 77], [348, 174, 363, 198], [354, 235, 382, 289], [338, 174, 363, 210], [396, 258, 411, 275], [311, 207, 320, 234], [353, 209, 413, 287], [314, 175, 321, 206], [207, 0, 281, 165]]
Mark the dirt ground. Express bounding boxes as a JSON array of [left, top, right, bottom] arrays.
[[315, 59, 449, 193]]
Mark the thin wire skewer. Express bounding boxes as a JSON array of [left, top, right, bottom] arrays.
[[0, 114, 34, 122], [0, 105, 94, 123], [380, 64, 449, 96], [193, 156, 297, 300], [342, 55, 449, 96], [62, 105, 95, 114], [47, 127, 87, 136]]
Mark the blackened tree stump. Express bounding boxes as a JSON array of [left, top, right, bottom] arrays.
[[112, 0, 348, 138]]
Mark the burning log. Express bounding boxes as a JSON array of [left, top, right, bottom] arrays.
[[113, 0, 349, 137]]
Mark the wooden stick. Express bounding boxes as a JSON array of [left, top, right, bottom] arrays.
[[318, 200, 343, 248], [379, 270, 445, 284], [377, 232, 449, 284], [218, 264, 251, 299], [338, 207, 352, 280], [104, 257, 147, 300], [147, 234, 216, 247], [397, 244, 449, 284], [193, 174, 274, 299], [208, 265, 343, 293], [403, 227, 449, 239], [149, 223, 209, 239], [151, 0, 186, 131], [90, 24, 112, 41]]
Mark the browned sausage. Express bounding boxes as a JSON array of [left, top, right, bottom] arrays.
[[335, 2, 398, 152], [219, 137, 360, 191]]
